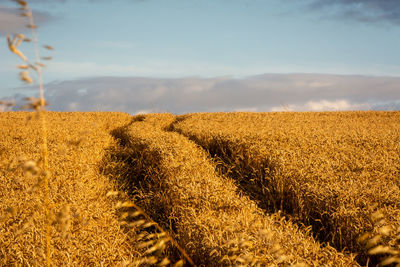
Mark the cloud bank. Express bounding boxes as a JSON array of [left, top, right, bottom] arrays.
[[5, 73, 399, 114], [308, 0, 400, 25]]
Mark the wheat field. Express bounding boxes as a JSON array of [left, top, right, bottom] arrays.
[[0, 112, 179, 266], [2, 1, 399, 266], [2, 111, 399, 266], [172, 111, 400, 265]]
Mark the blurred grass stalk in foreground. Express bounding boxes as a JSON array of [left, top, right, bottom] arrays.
[[6, 0, 54, 265]]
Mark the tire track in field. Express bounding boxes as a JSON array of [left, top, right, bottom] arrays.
[[166, 115, 279, 214], [100, 115, 186, 264], [167, 115, 343, 258], [101, 114, 357, 266], [165, 115, 278, 213], [168, 114, 400, 266]]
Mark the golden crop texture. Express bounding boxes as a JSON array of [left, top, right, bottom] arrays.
[[2, 111, 399, 266], [0, 112, 139, 266], [110, 113, 357, 266], [172, 111, 400, 265]]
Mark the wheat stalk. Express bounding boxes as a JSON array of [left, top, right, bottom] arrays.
[[6, 1, 54, 265], [120, 200, 196, 266]]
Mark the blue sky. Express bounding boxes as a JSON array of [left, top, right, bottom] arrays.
[[1, 0, 400, 113]]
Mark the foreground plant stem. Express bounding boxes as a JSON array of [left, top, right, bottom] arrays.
[[27, 6, 51, 266]]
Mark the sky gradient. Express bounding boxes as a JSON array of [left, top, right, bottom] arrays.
[[1, 0, 400, 113]]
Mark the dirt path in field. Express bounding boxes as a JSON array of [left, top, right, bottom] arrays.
[[101, 114, 357, 266]]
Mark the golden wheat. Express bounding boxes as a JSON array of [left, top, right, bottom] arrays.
[[6, 1, 55, 264], [3, 2, 399, 266], [108, 113, 357, 266], [1, 112, 139, 265], [172, 111, 400, 265], [4, 1, 190, 265], [3, 110, 399, 265]]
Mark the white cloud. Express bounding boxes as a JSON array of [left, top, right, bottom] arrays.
[[271, 100, 371, 112], [33, 59, 400, 83], [306, 99, 352, 111], [134, 109, 152, 115], [4, 73, 400, 114]]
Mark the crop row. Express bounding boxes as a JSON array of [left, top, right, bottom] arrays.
[[112, 113, 357, 266], [172, 111, 400, 264]]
